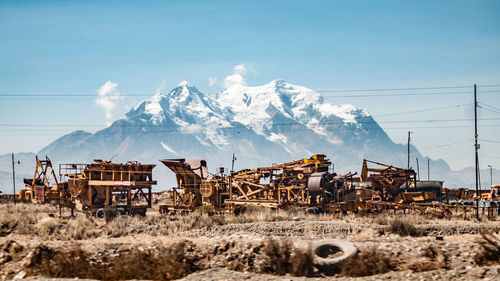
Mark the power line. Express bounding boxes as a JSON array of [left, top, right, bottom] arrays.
[[1, 117, 499, 129], [421, 139, 473, 150], [373, 104, 470, 117], [1, 90, 499, 99], [0, 102, 477, 129], [479, 106, 500, 115], [322, 91, 470, 97], [2, 124, 500, 136], [480, 102, 500, 111], [317, 85, 473, 92], [0, 83, 499, 98], [322, 90, 500, 98], [2, 84, 500, 94], [480, 139, 500, 144]]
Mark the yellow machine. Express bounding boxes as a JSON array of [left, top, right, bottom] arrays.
[[59, 160, 156, 216], [480, 185, 500, 200], [159, 154, 343, 212], [23, 155, 157, 217], [22, 156, 61, 204]]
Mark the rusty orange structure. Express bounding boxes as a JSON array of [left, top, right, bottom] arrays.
[[158, 155, 456, 216], [22, 156, 62, 204], [23, 156, 156, 217], [356, 159, 417, 200], [159, 154, 355, 213]]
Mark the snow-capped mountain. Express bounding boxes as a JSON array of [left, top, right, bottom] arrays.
[[0, 80, 468, 190], [216, 80, 393, 156]]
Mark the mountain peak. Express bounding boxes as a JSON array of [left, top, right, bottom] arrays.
[[169, 81, 203, 99], [267, 79, 287, 86], [177, 80, 191, 87]]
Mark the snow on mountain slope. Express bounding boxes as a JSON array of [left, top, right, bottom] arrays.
[[215, 79, 394, 156], [16, 79, 460, 190], [220, 80, 353, 116], [216, 79, 365, 129], [125, 81, 232, 147], [37, 81, 291, 189]]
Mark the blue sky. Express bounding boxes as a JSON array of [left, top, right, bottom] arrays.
[[1, 0, 499, 170]]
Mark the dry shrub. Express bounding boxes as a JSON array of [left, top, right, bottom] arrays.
[[374, 215, 389, 225], [66, 215, 101, 240], [389, 217, 420, 237], [104, 217, 130, 237], [0, 215, 17, 236], [0, 203, 59, 236], [340, 246, 395, 277], [35, 217, 61, 238], [290, 245, 315, 277], [261, 237, 292, 275], [475, 233, 500, 265], [26, 242, 192, 280], [260, 238, 315, 277]]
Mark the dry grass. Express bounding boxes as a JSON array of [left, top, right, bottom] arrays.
[[475, 233, 500, 266], [389, 217, 421, 237], [260, 237, 315, 277], [0, 203, 55, 236], [26, 242, 192, 280], [340, 246, 395, 277], [290, 245, 315, 277], [1, 203, 498, 240], [261, 237, 292, 275]]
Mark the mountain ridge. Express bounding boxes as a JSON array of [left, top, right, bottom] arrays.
[[0, 80, 473, 190]]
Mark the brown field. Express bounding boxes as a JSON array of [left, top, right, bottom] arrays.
[[1, 203, 500, 280]]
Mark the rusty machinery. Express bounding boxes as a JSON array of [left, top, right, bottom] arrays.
[[354, 159, 417, 201], [159, 154, 353, 213], [158, 158, 210, 212], [227, 154, 341, 209], [23, 156, 156, 217], [59, 160, 156, 217], [22, 156, 62, 204], [157, 155, 461, 216]]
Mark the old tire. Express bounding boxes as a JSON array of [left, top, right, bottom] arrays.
[[95, 208, 105, 219], [312, 239, 358, 275]]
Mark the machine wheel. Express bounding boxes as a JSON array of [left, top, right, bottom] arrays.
[[116, 208, 126, 216], [312, 239, 358, 275], [95, 208, 105, 219], [307, 207, 320, 214]]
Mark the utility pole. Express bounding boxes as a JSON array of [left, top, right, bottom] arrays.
[[231, 153, 236, 173], [427, 158, 430, 181], [488, 165, 493, 187], [474, 84, 480, 220], [416, 157, 420, 181], [11, 153, 16, 204], [407, 131, 412, 169]]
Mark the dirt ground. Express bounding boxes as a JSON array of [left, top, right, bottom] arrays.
[[1, 203, 500, 280]]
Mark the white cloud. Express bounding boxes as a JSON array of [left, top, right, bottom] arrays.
[[95, 81, 121, 125], [223, 64, 248, 89], [208, 77, 218, 86], [156, 79, 169, 94]]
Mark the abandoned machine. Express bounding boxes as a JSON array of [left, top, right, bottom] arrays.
[[22, 156, 156, 217], [158, 154, 447, 214], [20, 153, 467, 217]]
